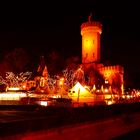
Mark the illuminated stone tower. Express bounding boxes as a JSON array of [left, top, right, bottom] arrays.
[[81, 15, 102, 64]]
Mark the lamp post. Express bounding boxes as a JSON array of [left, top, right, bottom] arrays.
[[59, 78, 64, 98], [77, 88, 80, 106]]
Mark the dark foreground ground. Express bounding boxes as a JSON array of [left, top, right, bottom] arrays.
[[112, 128, 140, 140], [0, 103, 140, 139]]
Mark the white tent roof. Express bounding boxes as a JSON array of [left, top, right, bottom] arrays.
[[69, 82, 92, 97]]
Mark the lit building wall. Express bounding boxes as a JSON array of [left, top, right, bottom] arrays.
[[99, 65, 124, 95], [80, 16, 124, 98], [81, 21, 102, 63]]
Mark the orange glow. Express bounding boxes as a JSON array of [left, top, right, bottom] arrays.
[[59, 81, 63, 85], [0, 93, 27, 100], [59, 78, 64, 86], [104, 89, 109, 93], [137, 92, 140, 96], [105, 80, 109, 84], [81, 21, 102, 63], [122, 95, 125, 99], [40, 101, 48, 106], [121, 84, 124, 94], [22, 85, 26, 89], [93, 84, 96, 90], [51, 95, 61, 98], [104, 94, 112, 99], [104, 70, 112, 78], [42, 66, 48, 77], [69, 82, 94, 103], [101, 85, 104, 92], [72, 82, 86, 93], [96, 89, 100, 92], [99, 65, 124, 96], [7, 87, 20, 91], [106, 100, 113, 105], [84, 86, 90, 91], [80, 17, 124, 99], [126, 95, 131, 99], [40, 77, 45, 87]]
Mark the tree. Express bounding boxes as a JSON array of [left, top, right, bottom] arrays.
[[3, 48, 30, 73], [47, 50, 65, 75], [111, 73, 122, 94], [65, 56, 80, 71], [0, 71, 32, 88]]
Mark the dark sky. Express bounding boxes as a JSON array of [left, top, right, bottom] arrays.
[[0, 1, 140, 87]]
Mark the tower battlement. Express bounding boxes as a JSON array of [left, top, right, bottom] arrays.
[[81, 21, 102, 35], [99, 65, 124, 74]]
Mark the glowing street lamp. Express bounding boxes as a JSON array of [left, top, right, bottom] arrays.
[[104, 88, 109, 93], [59, 78, 64, 97], [105, 80, 109, 84], [59, 78, 64, 86]]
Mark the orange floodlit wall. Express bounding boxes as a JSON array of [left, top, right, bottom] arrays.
[[99, 65, 124, 82], [99, 65, 124, 95], [81, 21, 102, 63]]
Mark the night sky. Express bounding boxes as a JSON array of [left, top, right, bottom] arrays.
[[0, 1, 140, 87]]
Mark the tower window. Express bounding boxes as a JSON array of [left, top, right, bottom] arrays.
[[93, 40, 94, 44]]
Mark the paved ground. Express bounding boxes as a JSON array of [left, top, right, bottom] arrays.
[[1, 112, 140, 140], [0, 103, 140, 139]]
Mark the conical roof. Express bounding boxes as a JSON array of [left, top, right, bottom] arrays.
[[42, 66, 48, 77], [37, 55, 46, 74]]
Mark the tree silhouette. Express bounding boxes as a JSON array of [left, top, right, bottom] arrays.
[[85, 65, 105, 87], [47, 50, 65, 75], [65, 56, 80, 71], [3, 48, 30, 73]]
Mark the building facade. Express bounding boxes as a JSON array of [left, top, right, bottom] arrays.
[[81, 15, 124, 96]]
